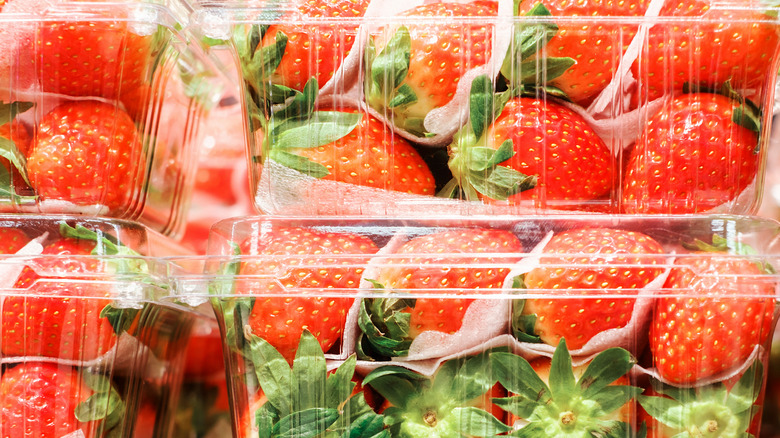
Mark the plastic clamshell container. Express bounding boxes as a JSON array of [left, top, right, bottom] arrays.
[[166, 215, 780, 438], [0, 0, 220, 237], [0, 215, 198, 438], [191, 0, 780, 217]]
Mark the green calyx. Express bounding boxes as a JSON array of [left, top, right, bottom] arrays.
[[257, 77, 361, 178], [75, 369, 126, 438], [439, 75, 537, 202], [364, 26, 427, 137], [363, 349, 511, 437], [356, 279, 416, 360], [0, 101, 34, 201], [681, 233, 776, 274], [500, 2, 575, 92], [509, 279, 544, 344], [492, 340, 639, 438], [639, 361, 763, 438], [246, 330, 388, 438]]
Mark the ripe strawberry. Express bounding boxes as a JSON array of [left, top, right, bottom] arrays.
[[273, 105, 435, 195], [258, 0, 370, 93], [0, 227, 30, 253], [26, 100, 142, 212], [639, 361, 764, 437], [0, 101, 33, 191], [445, 91, 614, 210], [516, 0, 649, 106], [358, 228, 523, 359], [365, 1, 498, 137], [632, 0, 780, 105], [493, 340, 638, 436], [651, 250, 776, 385], [514, 227, 666, 350], [622, 92, 760, 214], [238, 226, 379, 362], [0, 362, 124, 438], [24, 14, 153, 99], [364, 350, 509, 437], [1, 223, 142, 361]]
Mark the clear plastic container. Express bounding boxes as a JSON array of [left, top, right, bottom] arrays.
[[166, 214, 780, 438], [191, 0, 780, 217], [0, 0, 221, 237], [0, 216, 198, 438]]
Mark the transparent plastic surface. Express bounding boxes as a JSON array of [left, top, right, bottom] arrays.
[[0, 0, 220, 237], [192, 0, 780, 217], [166, 214, 780, 438], [0, 219, 198, 438]]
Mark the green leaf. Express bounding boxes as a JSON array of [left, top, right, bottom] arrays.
[[520, 57, 576, 84], [357, 297, 414, 359], [363, 366, 427, 408], [326, 355, 358, 410], [726, 361, 763, 413], [256, 406, 276, 438], [509, 422, 546, 437], [579, 348, 636, 399], [251, 30, 287, 81], [274, 78, 319, 122], [548, 340, 577, 405], [587, 386, 642, 417], [272, 111, 361, 151], [100, 305, 141, 335], [341, 411, 388, 438], [387, 83, 418, 108], [451, 351, 499, 403], [453, 407, 513, 436], [247, 334, 294, 416], [58, 223, 136, 257], [469, 75, 495, 140], [371, 27, 412, 99], [75, 371, 124, 430], [0, 101, 34, 125], [638, 395, 685, 429], [492, 352, 551, 405], [469, 164, 536, 200], [292, 331, 328, 411], [269, 150, 330, 178], [733, 104, 761, 134], [271, 407, 340, 438], [493, 395, 541, 420], [0, 137, 29, 185]]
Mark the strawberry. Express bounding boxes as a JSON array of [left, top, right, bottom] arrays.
[[0, 101, 33, 194], [239, 330, 387, 438], [0, 362, 124, 438], [632, 0, 780, 105], [236, 226, 379, 362], [651, 244, 776, 385], [622, 92, 760, 214], [443, 81, 614, 210], [25, 100, 142, 212], [1, 223, 144, 361], [493, 340, 639, 436], [0, 227, 30, 253], [357, 227, 523, 359], [363, 349, 510, 437], [258, 0, 370, 93], [516, 0, 649, 106], [258, 81, 436, 196], [24, 13, 154, 100], [639, 361, 764, 437], [364, 1, 498, 137], [513, 227, 666, 350]]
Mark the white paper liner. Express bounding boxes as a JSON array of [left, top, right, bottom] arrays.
[[0, 332, 166, 378]]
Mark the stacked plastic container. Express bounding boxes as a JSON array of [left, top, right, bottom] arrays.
[[167, 0, 780, 437], [0, 0, 217, 436]]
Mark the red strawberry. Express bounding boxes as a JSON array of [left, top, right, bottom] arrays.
[[446, 95, 615, 210], [238, 226, 379, 362], [26, 100, 142, 212], [358, 228, 523, 359], [651, 252, 776, 385], [622, 92, 760, 214], [515, 227, 666, 350], [0, 227, 30, 253], [632, 0, 780, 105], [0, 119, 30, 158], [1, 237, 117, 360], [272, 106, 436, 195], [259, 0, 370, 93], [365, 1, 498, 137], [24, 14, 153, 100], [517, 0, 650, 106], [0, 362, 123, 438]]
